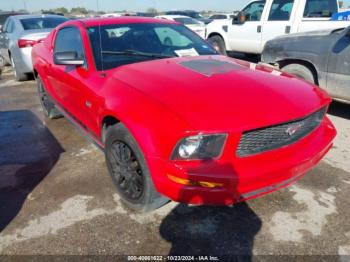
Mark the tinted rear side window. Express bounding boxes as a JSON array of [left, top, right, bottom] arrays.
[[304, 0, 338, 17], [20, 17, 67, 30]]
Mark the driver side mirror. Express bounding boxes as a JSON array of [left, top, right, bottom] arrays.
[[54, 51, 84, 66], [232, 12, 246, 25], [0, 25, 3, 33]]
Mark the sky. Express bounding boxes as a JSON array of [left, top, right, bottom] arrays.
[[0, 0, 252, 12], [2, 0, 350, 13]]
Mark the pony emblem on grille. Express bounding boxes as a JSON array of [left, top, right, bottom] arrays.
[[285, 123, 303, 136]]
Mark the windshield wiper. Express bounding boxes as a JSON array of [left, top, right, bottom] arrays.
[[101, 50, 174, 59]]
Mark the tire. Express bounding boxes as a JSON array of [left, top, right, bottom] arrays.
[[282, 64, 316, 84], [36, 76, 63, 119], [208, 35, 227, 56], [104, 123, 169, 212], [11, 56, 28, 81]]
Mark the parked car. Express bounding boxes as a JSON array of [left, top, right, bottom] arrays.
[[155, 15, 206, 38], [165, 10, 212, 24], [101, 13, 123, 18], [209, 13, 236, 20], [0, 14, 68, 81], [32, 17, 336, 212], [0, 11, 27, 31], [136, 12, 156, 18], [262, 26, 350, 104], [206, 0, 350, 55]]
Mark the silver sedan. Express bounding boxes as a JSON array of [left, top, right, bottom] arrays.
[[0, 14, 67, 81]]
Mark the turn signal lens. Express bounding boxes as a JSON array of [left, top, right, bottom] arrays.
[[167, 174, 223, 188]]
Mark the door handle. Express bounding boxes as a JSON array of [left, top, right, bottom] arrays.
[[257, 25, 262, 33], [285, 26, 291, 34]]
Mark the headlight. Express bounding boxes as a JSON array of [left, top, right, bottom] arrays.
[[171, 134, 227, 160]]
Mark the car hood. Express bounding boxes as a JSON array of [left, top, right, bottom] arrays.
[[275, 29, 336, 40], [110, 56, 330, 131]]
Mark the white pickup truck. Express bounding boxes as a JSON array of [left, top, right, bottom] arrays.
[[206, 0, 350, 55]]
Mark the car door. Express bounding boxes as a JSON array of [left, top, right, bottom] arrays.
[[326, 28, 350, 101], [0, 18, 13, 63], [228, 0, 267, 54], [49, 26, 97, 131], [261, 0, 296, 51]]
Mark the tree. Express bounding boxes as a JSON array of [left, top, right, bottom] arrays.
[[71, 7, 88, 14], [55, 7, 69, 14], [147, 7, 158, 14]]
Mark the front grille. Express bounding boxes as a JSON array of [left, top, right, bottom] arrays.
[[236, 107, 327, 157]]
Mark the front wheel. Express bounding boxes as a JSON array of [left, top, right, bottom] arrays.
[[104, 123, 168, 212], [208, 35, 227, 56], [37, 76, 62, 119], [282, 64, 316, 84]]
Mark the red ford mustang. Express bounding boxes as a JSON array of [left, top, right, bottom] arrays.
[[32, 17, 336, 211]]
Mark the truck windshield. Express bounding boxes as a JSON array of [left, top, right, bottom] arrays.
[[303, 0, 338, 18]]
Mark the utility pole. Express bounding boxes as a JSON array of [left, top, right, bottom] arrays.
[[22, 0, 28, 11]]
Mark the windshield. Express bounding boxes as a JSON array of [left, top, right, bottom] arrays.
[[20, 17, 68, 30], [87, 23, 218, 71], [173, 17, 201, 25]]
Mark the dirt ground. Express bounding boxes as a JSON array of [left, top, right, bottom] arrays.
[[0, 66, 349, 259]]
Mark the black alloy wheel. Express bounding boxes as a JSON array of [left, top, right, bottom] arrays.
[[108, 141, 145, 201]]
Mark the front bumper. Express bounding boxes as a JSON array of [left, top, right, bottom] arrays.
[[149, 116, 336, 205]]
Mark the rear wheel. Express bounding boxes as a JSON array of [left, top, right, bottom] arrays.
[[105, 123, 168, 212], [208, 35, 227, 56], [282, 63, 316, 84], [11, 56, 28, 82], [36, 76, 62, 119]]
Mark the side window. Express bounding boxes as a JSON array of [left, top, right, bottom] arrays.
[[4, 19, 14, 33], [2, 19, 9, 33], [8, 20, 15, 33], [242, 1, 266, 22], [303, 0, 338, 18], [268, 0, 295, 21], [54, 27, 85, 60]]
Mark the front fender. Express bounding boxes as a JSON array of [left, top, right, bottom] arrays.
[[100, 79, 193, 160]]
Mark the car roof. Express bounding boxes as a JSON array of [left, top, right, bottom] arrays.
[[63, 16, 178, 28], [157, 15, 191, 19], [10, 14, 67, 20]]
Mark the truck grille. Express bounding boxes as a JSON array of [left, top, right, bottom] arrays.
[[236, 107, 327, 157]]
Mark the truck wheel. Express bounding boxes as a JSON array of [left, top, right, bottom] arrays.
[[37, 76, 63, 119], [208, 35, 227, 56], [282, 64, 316, 84], [11, 56, 28, 82], [104, 123, 169, 212]]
